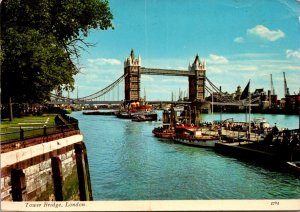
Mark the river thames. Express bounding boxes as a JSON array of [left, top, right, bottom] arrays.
[[70, 111, 300, 200]]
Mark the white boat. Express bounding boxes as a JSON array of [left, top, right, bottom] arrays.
[[253, 118, 270, 129]]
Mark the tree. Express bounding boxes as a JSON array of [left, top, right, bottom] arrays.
[[1, 0, 113, 105]]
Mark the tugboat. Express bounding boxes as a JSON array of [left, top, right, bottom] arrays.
[[152, 126, 175, 138], [152, 106, 201, 139], [173, 127, 219, 148]]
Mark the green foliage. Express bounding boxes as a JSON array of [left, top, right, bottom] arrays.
[[1, 0, 113, 104]]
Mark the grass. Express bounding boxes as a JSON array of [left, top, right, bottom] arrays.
[[0, 114, 58, 142], [1, 114, 57, 128]]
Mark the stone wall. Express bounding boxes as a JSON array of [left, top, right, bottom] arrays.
[[1, 132, 92, 201]]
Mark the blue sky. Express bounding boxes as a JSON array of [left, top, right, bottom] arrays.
[[70, 0, 300, 101]]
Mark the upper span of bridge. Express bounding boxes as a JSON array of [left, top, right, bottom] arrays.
[[140, 67, 194, 76]]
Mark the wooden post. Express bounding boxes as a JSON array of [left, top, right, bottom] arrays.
[[51, 157, 63, 201], [9, 97, 13, 121], [11, 169, 27, 201], [75, 143, 93, 200], [20, 128, 24, 140]]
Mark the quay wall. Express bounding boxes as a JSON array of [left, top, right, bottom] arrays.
[[215, 142, 285, 166], [1, 131, 92, 201]]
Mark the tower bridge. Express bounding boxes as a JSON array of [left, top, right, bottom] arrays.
[[51, 49, 257, 107], [124, 49, 206, 103]]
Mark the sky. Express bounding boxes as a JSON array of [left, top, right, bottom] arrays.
[[69, 0, 300, 101]]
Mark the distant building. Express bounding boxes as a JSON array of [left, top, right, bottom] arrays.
[[284, 94, 300, 114], [234, 85, 241, 100]]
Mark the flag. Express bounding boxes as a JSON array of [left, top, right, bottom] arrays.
[[240, 80, 250, 100]]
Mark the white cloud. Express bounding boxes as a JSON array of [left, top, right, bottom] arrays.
[[231, 65, 258, 71], [247, 25, 285, 41], [283, 65, 300, 71], [233, 53, 279, 58], [286, 49, 300, 59], [207, 66, 224, 73], [87, 58, 121, 65], [234, 37, 244, 43], [206, 54, 229, 64]]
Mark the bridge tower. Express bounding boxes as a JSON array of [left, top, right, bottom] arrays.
[[188, 54, 206, 102], [124, 49, 141, 103]]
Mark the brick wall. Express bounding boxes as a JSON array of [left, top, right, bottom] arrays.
[[1, 132, 91, 201]]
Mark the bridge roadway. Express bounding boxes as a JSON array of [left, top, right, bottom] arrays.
[[140, 67, 194, 76]]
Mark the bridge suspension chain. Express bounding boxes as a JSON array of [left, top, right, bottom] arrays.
[[205, 78, 260, 105], [78, 74, 127, 101], [205, 77, 236, 103], [50, 74, 126, 102], [205, 77, 260, 104]]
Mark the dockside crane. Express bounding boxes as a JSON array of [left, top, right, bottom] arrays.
[[283, 72, 290, 96], [270, 74, 275, 95], [269, 74, 277, 109]]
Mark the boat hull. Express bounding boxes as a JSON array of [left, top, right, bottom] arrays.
[[173, 136, 218, 148], [116, 112, 157, 121], [132, 113, 157, 122], [83, 111, 116, 115], [116, 112, 132, 119], [153, 130, 175, 138], [286, 161, 300, 174]]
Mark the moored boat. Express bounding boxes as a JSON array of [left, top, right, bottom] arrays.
[[116, 112, 132, 119], [132, 112, 157, 122], [152, 127, 175, 138], [83, 111, 116, 115], [173, 127, 219, 148], [286, 161, 300, 174], [116, 100, 157, 121]]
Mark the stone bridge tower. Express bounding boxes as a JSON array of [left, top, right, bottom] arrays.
[[124, 49, 141, 103], [188, 55, 206, 102]]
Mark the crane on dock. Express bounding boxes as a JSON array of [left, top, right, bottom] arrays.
[[270, 74, 275, 95], [283, 72, 290, 96]]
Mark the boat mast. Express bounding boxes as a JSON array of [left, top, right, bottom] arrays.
[[248, 80, 251, 138], [212, 92, 214, 126]]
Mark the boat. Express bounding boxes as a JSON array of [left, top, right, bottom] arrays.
[[83, 111, 116, 115], [116, 101, 157, 121], [116, 111, 132, 119], [286, 161, 300, 174], [152, 127, 175, 138], [173, 127, 219, 148], [132, 112, 157, 122], [253, 118, 270, 129]]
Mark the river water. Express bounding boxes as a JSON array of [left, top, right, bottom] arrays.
[[70, 111, 300, 200]]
